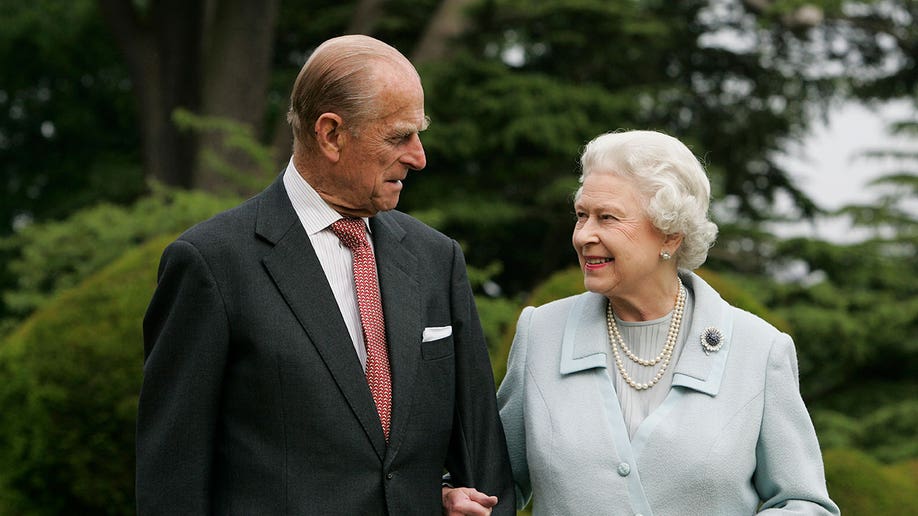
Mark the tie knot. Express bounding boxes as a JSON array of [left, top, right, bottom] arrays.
[[331, 218, 369, 250]]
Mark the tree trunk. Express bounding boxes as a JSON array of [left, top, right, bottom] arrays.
[[196, 0, 281, 193], [99, 0, 280, 193], [98, 0, 205, 188], [411, 0, 475, 65], [347, 0, 386, 35]]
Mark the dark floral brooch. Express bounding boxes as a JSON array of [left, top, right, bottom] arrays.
[[700, 327, 724, 355]]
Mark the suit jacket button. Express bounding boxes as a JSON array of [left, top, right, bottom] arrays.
[[617, 462, 631, 476], [386, 472, 394, 480]]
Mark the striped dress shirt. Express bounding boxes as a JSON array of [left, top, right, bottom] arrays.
[[283, 159, 372, 370]]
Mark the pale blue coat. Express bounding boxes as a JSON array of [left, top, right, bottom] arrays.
[[498, 271, 839, 515]]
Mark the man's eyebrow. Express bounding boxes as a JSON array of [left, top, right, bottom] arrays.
[[393, 117, 430, 135]]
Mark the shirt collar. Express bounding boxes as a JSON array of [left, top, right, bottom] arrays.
[[283, 159, 371, 234]]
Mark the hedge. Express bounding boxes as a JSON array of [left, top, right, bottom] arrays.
[[0, 235, 173, 515]]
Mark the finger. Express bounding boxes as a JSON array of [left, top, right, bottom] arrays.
[[465, 489, 498, 508]]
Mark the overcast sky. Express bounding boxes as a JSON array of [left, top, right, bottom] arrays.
[[773, 99, 916, 242]]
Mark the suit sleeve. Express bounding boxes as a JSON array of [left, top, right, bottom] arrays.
[[443, 240, 516, 514], [497, 306, 534, 510], [136, 239, 230, 515], [753, 334, 840, 515]]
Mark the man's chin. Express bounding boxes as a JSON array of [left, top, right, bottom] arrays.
[[372, 195, 401, 214]]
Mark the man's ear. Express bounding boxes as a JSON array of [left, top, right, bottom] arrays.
[[314, 113, 345, 162]]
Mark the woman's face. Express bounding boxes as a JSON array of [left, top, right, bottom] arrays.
[[572, 173, 668, 302]]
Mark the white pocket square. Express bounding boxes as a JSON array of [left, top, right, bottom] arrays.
[[422, 325, 452, 342]]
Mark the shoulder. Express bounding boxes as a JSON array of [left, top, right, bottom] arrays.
[[178, 195, 260, 248], [529, 293, 588, 319], [519, 292, 597, 338], [153, 192, 275, 279], [685, 270, 788, 353], [730, 306, 784, 341]]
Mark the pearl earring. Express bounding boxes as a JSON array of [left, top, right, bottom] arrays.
[[660, 250, 672, 261]]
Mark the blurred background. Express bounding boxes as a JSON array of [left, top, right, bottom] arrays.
[[0, 0, 915, 514]]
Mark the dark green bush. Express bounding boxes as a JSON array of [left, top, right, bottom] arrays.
[[823, 449, 918, 515], [0, 187, 239, 334], [813, 397, 918, 464], [0, 235, 173, 515]]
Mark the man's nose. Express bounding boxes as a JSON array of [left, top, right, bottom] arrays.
[[404, 134, 426, 171]]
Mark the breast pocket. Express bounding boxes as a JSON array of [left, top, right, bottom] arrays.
[[420, 336, 454, 360]]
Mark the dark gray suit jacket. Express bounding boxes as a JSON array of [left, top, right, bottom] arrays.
[[137, 175, 514, 514]]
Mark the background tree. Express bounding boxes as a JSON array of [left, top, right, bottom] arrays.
[[97, 0, 280, 192], [0, 1, 143, 235]]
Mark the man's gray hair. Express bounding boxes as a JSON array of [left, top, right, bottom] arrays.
[[287, 35, 419, 149]]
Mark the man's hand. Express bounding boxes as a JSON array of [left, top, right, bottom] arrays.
[[442, 486, 499, 516]]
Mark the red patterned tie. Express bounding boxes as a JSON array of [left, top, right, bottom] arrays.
[[331, 218, 392, 441]]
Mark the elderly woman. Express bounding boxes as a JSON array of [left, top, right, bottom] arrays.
[[443, 130, 839, 516]]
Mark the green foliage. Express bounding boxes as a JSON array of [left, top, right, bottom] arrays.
[[0, 235, 172, 515], [823, 449, 918, 515], [694, 269, 792, 334], [811, 379, 918, 463], [402, 0, 880, 294], [0, 0, 143, 236], [524, 267, 585, 308], [0, 187, 240, 334], [742, 238, 918, 402], [173, 108, 277, 193], [476, 295, 522, 381]]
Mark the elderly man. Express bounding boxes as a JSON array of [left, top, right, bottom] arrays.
[[137, 35, 514, 515]]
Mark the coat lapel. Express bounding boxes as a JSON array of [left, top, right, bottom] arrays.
[[256, 176, 388, 459], [558, 273, 735, 397], [559, 292, 609, 375], [370, 212, 422, 458], [670, 271, 734, 397]]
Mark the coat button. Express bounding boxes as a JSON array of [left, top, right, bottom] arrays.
[[386, 473, 393, 480], [617, 462, 631, 476]]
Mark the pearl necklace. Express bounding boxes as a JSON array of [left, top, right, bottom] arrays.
[[607, 281, 686, 391]]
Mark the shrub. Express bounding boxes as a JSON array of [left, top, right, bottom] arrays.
[[0, 235, 173, 515], [823, 448, 918, 515], [0, 187, 239, 334]]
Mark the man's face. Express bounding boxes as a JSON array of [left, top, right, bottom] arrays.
[[328, 74, 428, 218]]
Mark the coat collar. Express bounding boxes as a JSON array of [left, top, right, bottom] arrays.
[[559, 270, 734, 397]]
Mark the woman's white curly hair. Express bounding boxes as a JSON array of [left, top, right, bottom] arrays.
[[575, 130, 718, 270]]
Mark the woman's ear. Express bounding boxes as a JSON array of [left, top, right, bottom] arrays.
[[663, 232, 684, 255], [314, 113, 345, 162]]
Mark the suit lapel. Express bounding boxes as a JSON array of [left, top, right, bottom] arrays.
[[370, 213, 421, 457], [256, 176, 388, 458]]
